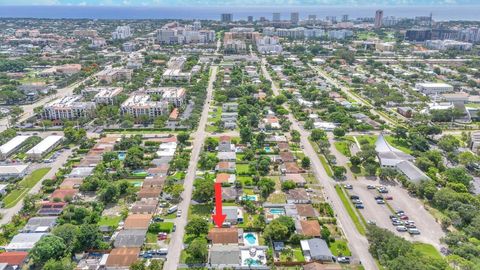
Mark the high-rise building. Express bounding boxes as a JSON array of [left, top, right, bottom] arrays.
[[193, 21, 201, 31], [342, 14, 349, 22], [308, 14, 317, 24], [375, 10, 384, 28], [221, 13, 233, 23], [273, 13, 281, 22], [291, 12, 299, 24], [248, 16, 253, 23]]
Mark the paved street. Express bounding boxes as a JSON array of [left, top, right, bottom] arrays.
[[0, 148, 72, 225], [261, 58, 378, 270], [163, 65, 217, 270]]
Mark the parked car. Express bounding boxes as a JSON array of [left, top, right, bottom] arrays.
[[384, 196, 393, 200], [376, 199, 385, 204], [172, 225, 176, 232], [355, 204, 364, 209], [400, 215, 409, 220], [367, 220, 376, 225], [176, 210, 182, 217], [396, 226, 408, 232], [337, 257, 351, 264], [405, 223, 416, 229], [367, 185, 376, 189], [344, 184, 353, 189], [350, 195, 360, 200], [352, 199, 363, 204], [392, 221, 404, 226], [408, 228, 421, 235]]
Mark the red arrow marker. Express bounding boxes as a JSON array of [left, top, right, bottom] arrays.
[[212, 182, 226, 228]]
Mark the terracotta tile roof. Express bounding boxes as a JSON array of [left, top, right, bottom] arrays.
[[284, 162, 303, 173], [300, 220, 321, 237], [280, 151, 295, 162], [283, 173, 306, 184], [137, 187, 162, 199], [124, 214, 152, 230], [169, 108, 179, 120], [60, 178, 83, 189], [219, 135, 231, 142], [105, 247, 140, 267], [216, 173, 231, 183], [296, 204, 317, 217], [0, 251, 28, 265], [207, 228, 239, 244], [50, 189, 78, 201], [143, 176, 166, 187]]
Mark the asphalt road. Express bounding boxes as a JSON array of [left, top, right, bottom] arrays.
[[261, 58, 378, 270], [163, 65, 217, 270], [0, 148, 72, 225]]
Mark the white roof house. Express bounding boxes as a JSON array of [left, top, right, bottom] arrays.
[[0, 164, 29, 179], [5, 233, 48, 251], [26, 135, 63, 158], [0, 135, 30, 158], [376, 134, 428, 183]]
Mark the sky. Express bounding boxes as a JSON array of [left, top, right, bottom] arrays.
[[0, 0, 478, 6]]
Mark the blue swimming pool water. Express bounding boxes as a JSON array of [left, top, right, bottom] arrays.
[[241, 195, 257, 201], [244, 233, 257, 245], [118, 152, 126, 160], [264, 147, 272, 153], [269, 208, 285, 215]]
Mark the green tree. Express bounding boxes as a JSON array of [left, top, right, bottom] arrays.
[[42, 257, 75, 270], [258, 178, 275, 198], [124, 146, 144, 169], [76, 224, 103, 251], [301, 157, 311, 169], [333, 127, 346, 137], [185, 216, 210, 236], [281, 180, 296, 191], [438, 135, 460, 153], [311, 129, 326, 141], [30, 235, 67, 265], [185, 238, 208, 263], [192, 179, 214, 203], [333, 166, 346, 179]]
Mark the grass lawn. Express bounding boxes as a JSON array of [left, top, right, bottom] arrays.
[[237, 175, 254, 186], [319, 155, 333, 177], [267, 192, 286, 203], [236, 164, 250, 175], [355, 135, 377, 148], [157, 222, 174, 233], [413, 243, 442, 260], [98, 216, 122, 228], [329, 239, 352, 256], [2, 168, 51, 208], [335, 185, 366, 235], [190, 204, 213, 218], [385, 135, 413, 154], [293, 249, 305, 262], [146, 232, 158, 243], [236, 153, 245, 162], [334, 141, 352, 157]]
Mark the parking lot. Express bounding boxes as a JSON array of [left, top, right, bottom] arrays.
[[345, 179, 445, 250]]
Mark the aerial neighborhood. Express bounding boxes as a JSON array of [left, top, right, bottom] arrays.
[[0, 5, 479, 270]]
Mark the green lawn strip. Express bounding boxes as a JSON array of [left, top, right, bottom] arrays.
[[319, 155, 333, 177], [267, 192, 286, 204], [355, 135, 377, 147], [293, 248, 305, 262], [335, 185, 366, 235], [329, 239, 352, 256], [413, 243, 443, 260], [2, 168, 51, 208], [98, 216, 123, 228], [236, 164, 250, 175], [190, 204, 213, 218], [384, 135, 413, 154], [146, 232, 158, 243], [334, 141, 352, 157]]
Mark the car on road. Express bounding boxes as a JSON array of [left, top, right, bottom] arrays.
[[172, 225, 176, 232], [367, 185, 376, 189], [355, 203, 364, 209], [396, 226, 408, 232], [176, 210, 182, 217], [344, 184, 353, 189], [337, 257, 351, 264], [408, 228, 421, 235]]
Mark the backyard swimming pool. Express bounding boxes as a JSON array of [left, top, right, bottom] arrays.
[[264, 147, 272, 153], [268, 208, 286, 215], [118, 152, 126, 160], [240, 194, 258, 201], [243, 232, 259, 246]]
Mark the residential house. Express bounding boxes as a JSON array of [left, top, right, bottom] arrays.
[[105, 247, 141, 270], [124, 214, 152, 230], [0, 252, 28, 269], [209, 245, 240, 269], [300, 238, 333, 262], [207, 227, 241, 244], [281, 174, 306, 187], [297, 220, 321, 237], [215, 173, 236, 184], [215, 206, 243, 224], [217, 151, 236, 162], [216, 162, 236, 173], [113, 229, 147, 248], [287, 188, 311, 204]]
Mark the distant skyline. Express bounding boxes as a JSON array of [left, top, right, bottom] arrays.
[[1, 0, 480, 6]]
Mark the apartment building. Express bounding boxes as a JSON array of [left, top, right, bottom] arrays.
[[146, 87, 186, 107], [415, 82, 454, 95], [92, 87, 123, 105], [112, 25, 132, 40], [121, 94, 169, 119], [42, 96, 96, 120], [96, 67, 133, 84]]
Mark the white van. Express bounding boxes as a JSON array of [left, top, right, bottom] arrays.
[[167, 205, 178, 214]]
